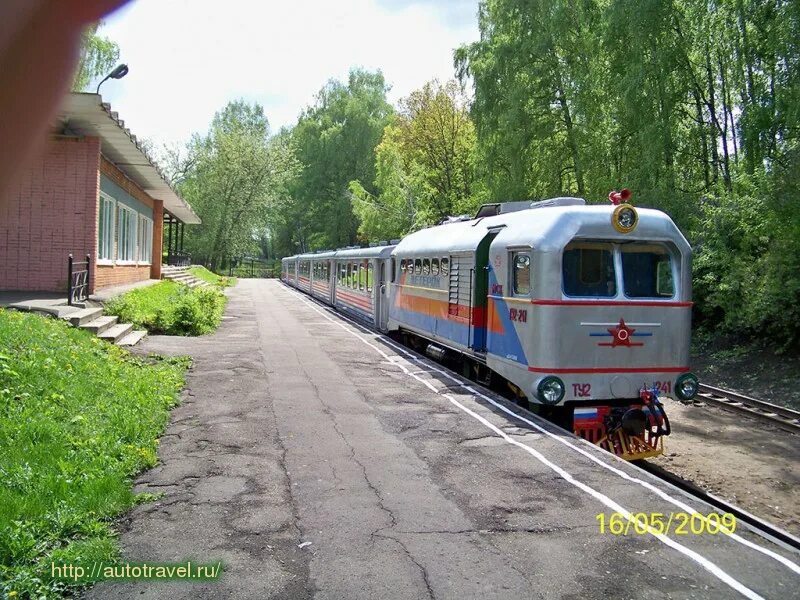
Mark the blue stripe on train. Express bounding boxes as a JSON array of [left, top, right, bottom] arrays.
[[485, 266, 528, 365]]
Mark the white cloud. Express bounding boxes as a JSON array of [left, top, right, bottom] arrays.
[[97, 0, 479, 147]]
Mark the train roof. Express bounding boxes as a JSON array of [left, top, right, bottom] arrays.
[[394, 200, 690, 256], [290, 245, 396, 261], [332, 245, 395, 259]]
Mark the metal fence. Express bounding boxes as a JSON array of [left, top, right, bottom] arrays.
[[166, 251, 192, 267], [228, 257, 278, 278], [67, 254, 90, 305]]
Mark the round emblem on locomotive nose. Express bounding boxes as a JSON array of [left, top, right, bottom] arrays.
[[617, 328, 629, 341]]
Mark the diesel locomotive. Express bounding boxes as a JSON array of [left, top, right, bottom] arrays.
[[281, 192, 699, 460]]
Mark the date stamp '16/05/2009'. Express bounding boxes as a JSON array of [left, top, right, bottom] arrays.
[[597, 512, 737, 536]]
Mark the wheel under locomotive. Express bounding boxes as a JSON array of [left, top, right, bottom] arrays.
[[281, 190, 700, 460]]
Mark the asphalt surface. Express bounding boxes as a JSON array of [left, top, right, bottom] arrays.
[[85, 279, 800, 600]]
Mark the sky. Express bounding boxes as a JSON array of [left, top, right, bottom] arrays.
[[96, 0, 480, 149]]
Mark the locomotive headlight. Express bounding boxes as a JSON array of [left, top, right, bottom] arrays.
[[537, 376, 565, 405], [612, 204, 639, 233], [675, 373, 699, 401]]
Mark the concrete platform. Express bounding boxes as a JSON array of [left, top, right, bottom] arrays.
[[87, 279, 800, 600]]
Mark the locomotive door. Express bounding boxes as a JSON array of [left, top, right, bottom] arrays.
[[376, 258, 391, 332], [471, 231, 499, 352]]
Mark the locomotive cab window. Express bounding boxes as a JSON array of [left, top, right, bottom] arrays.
[[422, 258, 430, 275], [621, 245, 675, 298], [431, 258, 439, 275], [511, 252, 531, 295], [414, 259, 422, 275], [562, 243, 616, 297], [441, 257, 449, 276]]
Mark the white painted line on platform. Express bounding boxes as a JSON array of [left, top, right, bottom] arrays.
[[287, 289, 778, 599], [297, 289, 800, 577]]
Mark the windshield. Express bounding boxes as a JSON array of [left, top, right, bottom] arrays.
[[563, 242, 676, 298], [562, 243, 617, 297], [621, 245, 674, 298]]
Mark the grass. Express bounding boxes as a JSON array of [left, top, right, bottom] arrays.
[[188, 266, 236, 288], [104, 281, 227, 336], [0, 309, 189, 598]]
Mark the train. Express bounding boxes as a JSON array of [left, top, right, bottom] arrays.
[[281, 192, 699, 460]]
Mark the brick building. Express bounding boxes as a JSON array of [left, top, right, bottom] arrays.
[[0, 93, 200, 294]]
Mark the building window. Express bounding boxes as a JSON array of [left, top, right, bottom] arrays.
[[138, 215, 153, 264], [117, 205, 138, 262], [98, 192, 115, 261]]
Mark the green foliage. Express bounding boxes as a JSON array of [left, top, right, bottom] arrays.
[[0, 310, 188, 598], [178, 101, 301, 269], [457, 0, 800, 347], [188, 266, 235, 288], [104, 281, 227, 336], [274, 69, 394, 254], [73, 23, 120, 92], [350, 80, 487, 241]]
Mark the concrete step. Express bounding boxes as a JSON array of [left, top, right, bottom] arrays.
[[80, 315, 118, 335], [117, 329, 147, 346], [161, 266, 190, 275], [98, 322, 133, 343], [65, 307, 104, 326]]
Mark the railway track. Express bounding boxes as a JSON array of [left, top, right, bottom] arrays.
[[637, 460, 800, 551], [695, 383, 800, 433]]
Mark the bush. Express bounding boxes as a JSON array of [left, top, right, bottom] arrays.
[[0, 310, 188, 598], [692, 174, 800, 350], [104, 282, 227, 336]]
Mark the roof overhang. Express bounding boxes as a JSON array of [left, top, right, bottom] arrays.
[[56, 93, 200, 224]]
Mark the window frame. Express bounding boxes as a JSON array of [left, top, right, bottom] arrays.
[[97, 191, 116, 263], [116, 204, 138, 264], [414, 259, 422, 275], [431, 258, 439, 275], [137, 214, 153, 265], [510, 250, 532, 296], [620, 243, 676, 300], [561, 242, 617, 299], [441, 257, 449, 276]]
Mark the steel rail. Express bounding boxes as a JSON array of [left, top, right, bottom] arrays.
[[696, 383, 800, 433], [637, 460, 800, 551]]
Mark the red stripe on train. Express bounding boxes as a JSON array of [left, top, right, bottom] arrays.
[[530, 299, 693, 307], [527, 366, 690, 374]]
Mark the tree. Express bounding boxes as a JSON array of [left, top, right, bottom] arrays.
[[280, 69, 394, 253], [73, 23, 120, 91], [350, 79, 486, 241], [178, 101, 301, 269], [456, 0, 800, 346]]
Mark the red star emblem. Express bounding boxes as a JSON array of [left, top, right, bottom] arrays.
[[599, 318, 644, 347]]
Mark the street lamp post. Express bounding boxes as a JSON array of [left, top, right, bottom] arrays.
[[96, 64, 129, 94]]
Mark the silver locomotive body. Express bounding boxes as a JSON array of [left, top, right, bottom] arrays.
[[282, 196, 698, 459]]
